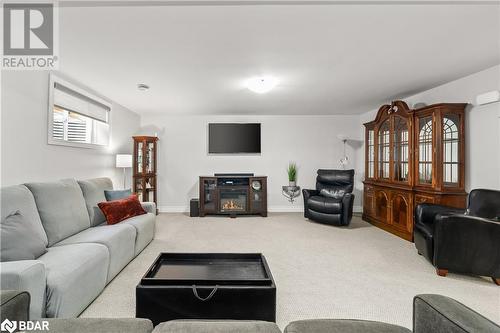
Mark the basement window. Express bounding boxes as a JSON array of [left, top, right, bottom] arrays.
[[48, 75, 111, 148]]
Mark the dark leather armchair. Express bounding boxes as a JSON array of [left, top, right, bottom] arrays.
[[414, 189, 500, 284], [302, 169, 355, 226]]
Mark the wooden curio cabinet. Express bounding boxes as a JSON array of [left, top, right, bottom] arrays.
[[133, 136, 159, 213], [363, 101, 467, 241]]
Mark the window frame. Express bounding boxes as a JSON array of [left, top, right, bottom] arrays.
[[47, 74, 112, 149]]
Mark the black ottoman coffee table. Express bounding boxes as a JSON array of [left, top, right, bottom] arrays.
[[136, 253, 276, 326]]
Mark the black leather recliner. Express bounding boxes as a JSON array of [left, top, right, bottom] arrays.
[[302, 169, 355, 226], [414, 189, 500, 285]]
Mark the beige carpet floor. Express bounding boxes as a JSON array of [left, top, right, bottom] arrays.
[[80, 213, 500, 329]]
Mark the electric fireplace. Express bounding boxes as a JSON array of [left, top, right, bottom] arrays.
[[220, 189, 247, 213], [199, 175, 267, 217]]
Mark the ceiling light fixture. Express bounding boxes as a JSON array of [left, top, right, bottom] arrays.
[[137, 83, 150, 91], [245, 76, 278, 94]]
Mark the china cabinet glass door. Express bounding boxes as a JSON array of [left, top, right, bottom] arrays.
[[442, 114, 460, 186], [146, 142, 154, 173], [378, 120, 390, 180], [393, 117, 409, 182], [135, 178, 143, 201], [418, 116, 433, 185], [367, 129, 375, 178], [137, 141, 143, 174]]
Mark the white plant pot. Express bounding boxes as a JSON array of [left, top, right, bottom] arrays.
[[289, 181, 296, 187]]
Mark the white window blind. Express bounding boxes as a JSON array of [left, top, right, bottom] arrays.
[[53, 82, 110, 123], [48, 75, 111, 148]]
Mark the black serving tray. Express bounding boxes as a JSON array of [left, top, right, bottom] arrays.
[[140, 253, 274, 286]]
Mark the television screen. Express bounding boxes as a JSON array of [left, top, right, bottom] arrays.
[[208, 123, 261, 154]]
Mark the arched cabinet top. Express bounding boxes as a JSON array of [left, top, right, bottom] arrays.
[[364, 100, 411, 128]]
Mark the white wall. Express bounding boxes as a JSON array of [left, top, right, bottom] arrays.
[[1, 71, 140, 187], [139, 115, 360, 212], [355, 65, 500, 197]]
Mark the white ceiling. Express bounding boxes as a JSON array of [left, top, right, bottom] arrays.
[[59, 2, 500, 115]]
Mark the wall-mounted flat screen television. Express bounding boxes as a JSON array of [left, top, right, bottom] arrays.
[[208, 123, 261, 154]]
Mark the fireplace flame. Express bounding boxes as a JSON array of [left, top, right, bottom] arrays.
[[222, 199, 243, 210]]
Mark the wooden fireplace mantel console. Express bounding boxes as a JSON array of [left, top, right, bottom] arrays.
[[199, 175, 267, 217]]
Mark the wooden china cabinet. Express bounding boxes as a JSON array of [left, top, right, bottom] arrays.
[[133, 136, 158, 213], [363, 101, 467, 241]]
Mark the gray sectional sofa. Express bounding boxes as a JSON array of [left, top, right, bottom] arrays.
[[2, 290, 499, 333], [0, 178, 156, 319]]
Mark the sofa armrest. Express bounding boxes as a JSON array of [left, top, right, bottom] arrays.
[[341, 193, 355, 226], [141, 202, 156, 215], [302, 189, 318, 218], [414, 203, 465, 227], [0, 261, 46, 319], [1, 290, 30, 323], [434, 214, 500, 277], [413, 294, 500, 333]]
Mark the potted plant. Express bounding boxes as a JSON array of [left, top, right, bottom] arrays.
[[287, 162, 297, 187]]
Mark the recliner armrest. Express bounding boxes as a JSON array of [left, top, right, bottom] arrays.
[[302, 189, 318, 218], [434, 214, 500, 277], [413, 294, 500, 333], [0, 261, 46, 319], [341, 193, 355, 226], [414, 203, 465, 227], [302, 189, 318, 198]]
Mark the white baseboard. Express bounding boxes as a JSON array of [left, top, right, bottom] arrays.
[[159, 206, 188, 213], [268, 206, 303, 213], [159, 205, 363, 214]]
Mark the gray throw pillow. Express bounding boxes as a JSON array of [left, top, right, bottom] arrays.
[[320, 188, 346, 199], [104, 189, 132, 201], [1, 211, 47, 262]]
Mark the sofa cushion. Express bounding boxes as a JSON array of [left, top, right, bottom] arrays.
[[284, 319, 411, 333], [307, 195, 342, 214], [122, 213, 155, 256], [104, 189, 132, 201], [98, 195, 147, 225], [153, 320, 281, 333], [78, 178, 114, 227], [25, 179, 90, 246], [38, 243, 109, 318], [55, 224, 136, 282], [0, 185, 48, 246], [1, 211, 47, 261]]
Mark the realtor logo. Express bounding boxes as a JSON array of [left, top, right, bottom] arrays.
[[2, 2, 59, 69], [0, 319, 16, 333]]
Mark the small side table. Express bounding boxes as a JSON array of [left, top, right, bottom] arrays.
[[282, 186, 301, 203]]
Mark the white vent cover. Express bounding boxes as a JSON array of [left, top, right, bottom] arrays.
[[476, 90, 500, 106]]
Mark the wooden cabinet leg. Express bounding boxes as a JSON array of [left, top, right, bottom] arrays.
[[436, 269, 448, 277], [492, 278, 500, 286]]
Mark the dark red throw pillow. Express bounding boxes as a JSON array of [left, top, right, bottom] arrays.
[[98, 195, 147, 225]]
